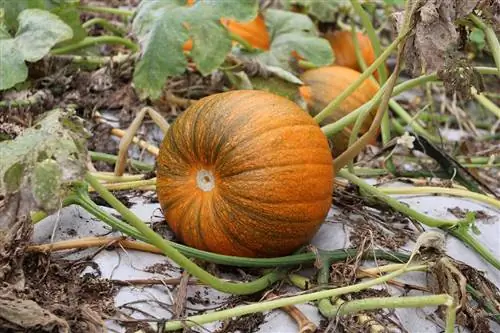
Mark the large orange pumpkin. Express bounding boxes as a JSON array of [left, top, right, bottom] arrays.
[[325, 30, 386, 81], [156, 90, 334, 257], [299, 66, 380, 156]]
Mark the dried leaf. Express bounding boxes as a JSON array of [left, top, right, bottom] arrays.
[[392, 0, 481, 77], [0, 289, 69, 332]]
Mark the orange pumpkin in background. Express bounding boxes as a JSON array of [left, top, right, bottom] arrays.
[[183, 0, 270, 52], [299, 66, 380, 156], [156, 90, 334, 258], [325, 30, 387, 81]]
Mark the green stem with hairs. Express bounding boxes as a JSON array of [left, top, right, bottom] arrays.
[[82, 17, 127, 36], [84, 172, 284, 295], [63, 183, 410, 268], [469, 14, 500, 77], [158, 265, 427, 331], [313, 33, 406, 124], [389, 99, 441, 142], [350, 0, 388, 84], [472, 88, 500, 118], [51, 36, 139, 55], [351, 0, 396, 174], [338, 169, 500, 269], [90, 151, 154, 172], [346, 21, 374, 173]]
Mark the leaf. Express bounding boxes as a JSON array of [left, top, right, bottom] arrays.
[[131, 0, 258, 100], [0, 8, 73, 91], [0, 0, 44, 31], [15, 8, 73, 62], [284, 0, 351, 22], [50, 4, 87, 44], [264, 65, 303, 85], [0, 39, 28, 90], [247, 9, 333, 72], [0, 0, 85, 42], [0, 108, 89, 212], [391, 0, 481, 76], [132, 6, 189, 100]]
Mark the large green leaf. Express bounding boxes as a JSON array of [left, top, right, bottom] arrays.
[[0, 0, 85, 42], [0, 0, 44, 30], [131, 0, 259, 100], [0, 109, 89, 212], [0, 39, 28, 90], [244, 9, 333, 72], [15, 9, 73, 62], [0, 8, 72, 91]]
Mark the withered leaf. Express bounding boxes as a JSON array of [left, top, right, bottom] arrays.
[[392, 0, 481, 77]]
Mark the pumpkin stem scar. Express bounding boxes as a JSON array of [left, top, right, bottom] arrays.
[[196, 169, 215, 192]]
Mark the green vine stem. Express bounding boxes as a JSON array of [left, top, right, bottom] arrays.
[[338, 169, 500, 269], [350, 0, 396, 174], [51, 36, 139, 55], [84, 172, 285, 295], [90, 151, 154, 172], [312, 33, 406, 124], [77, 5, 133, 17], [92, 178, 156, 191], [82, 17, 127, 36], [350, 0, 388, 84], [469, 14, 500, 77], [316, 256, 335, 319], [91, 172, 145, 182], [389, 99, 441, 142], [379, 186, 500, 209], [50, 54, 135, 67], [347, 21, 372, 173], [472, 87, 500, 118], [62, 183, 410, 268], [320, 67, 499, 138], [154, 265, 433, 332], [321, 294, 455, 328]]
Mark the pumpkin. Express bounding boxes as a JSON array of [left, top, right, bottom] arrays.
[[325, 30, 386, 81], [156, 90, 334, 257], [299, 65, 380, 156], [182, 13, 270, 51]]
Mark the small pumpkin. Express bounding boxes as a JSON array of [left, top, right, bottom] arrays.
[[324, 30, 386, 81], [156, 90, 334, 257], [183, 13, 270, 51], [299, 65, 380, 156]]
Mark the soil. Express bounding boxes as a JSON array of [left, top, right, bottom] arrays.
[[19, 252, 116, 333]]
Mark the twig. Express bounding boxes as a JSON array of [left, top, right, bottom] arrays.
[[265, 292, 317, 333]]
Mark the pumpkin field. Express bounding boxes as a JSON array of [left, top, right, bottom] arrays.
[[1, 0, 500, 332]]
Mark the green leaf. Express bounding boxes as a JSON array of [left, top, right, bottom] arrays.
[[198, 0, 258, 21], [131, 0, 258, 100], [0, 0, 85, 42], [0, 0, 44, 31], [284, 0, 351, 22], [0, 108, 89, 213], [51, 5, 86, 44], [0, 39, 28, 90], [15, 8, 73, 62], [243, 9, 333, 72], [132, 6, 189, 100]]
